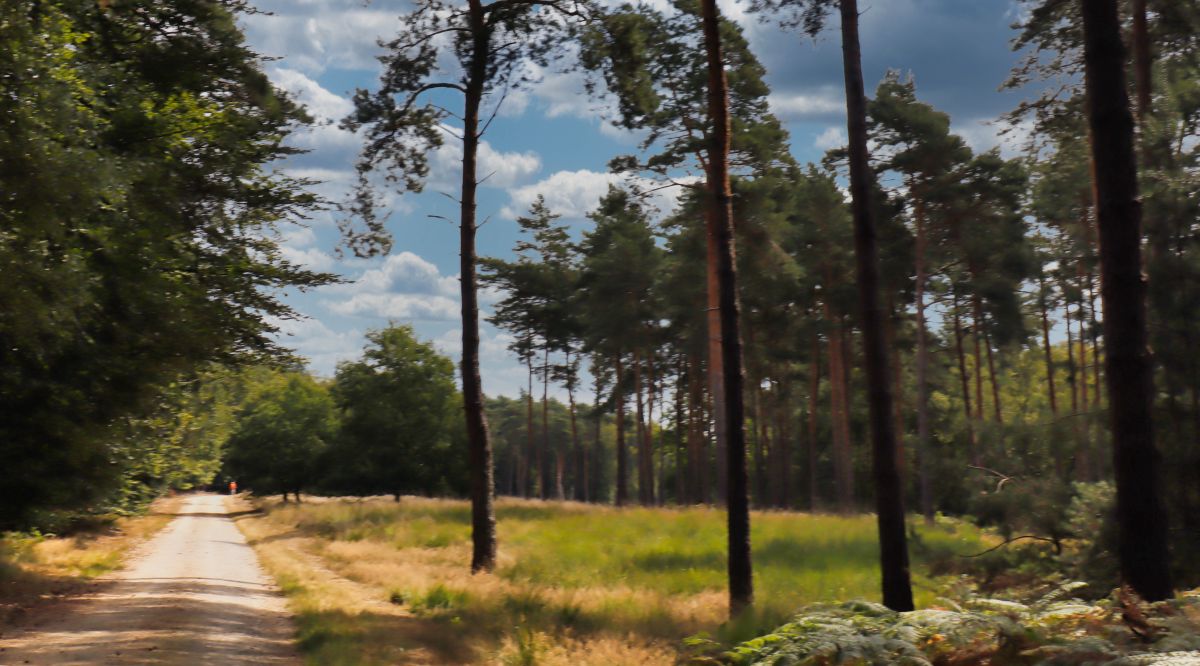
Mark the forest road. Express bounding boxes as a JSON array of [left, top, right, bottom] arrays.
[[0, 493, 299, 665]]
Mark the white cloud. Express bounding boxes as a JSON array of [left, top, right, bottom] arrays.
[[324, 251, 463, 322], [814, 126, 847, 151], [427, 127, 542, 191], [504, 169, 692, 220], [242, 3, 401, 76], [270, 315, 363, 377], [768, 87, 845, 121], [269, 67, 354, 122]]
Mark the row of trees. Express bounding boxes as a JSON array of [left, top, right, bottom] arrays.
[[225, 327, 468, 500], [349, 0, 1197, 613]]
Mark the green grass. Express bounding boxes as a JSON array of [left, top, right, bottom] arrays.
[[275, 498, 989, 620]]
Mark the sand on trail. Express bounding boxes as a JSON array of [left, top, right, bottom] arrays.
[[0, 493, 299, 665]]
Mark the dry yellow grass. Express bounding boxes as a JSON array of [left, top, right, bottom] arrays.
[[0, 494, 183, 624], [235, 495, 990, 665]]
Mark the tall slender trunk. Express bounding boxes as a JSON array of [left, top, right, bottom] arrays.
[[676, 357, 688, 504], [984, 327, 1003, 424], [1073, 303, 1092, 480], [462, 0, 496, 572], [1088, 272, 1103, 408], [525, 360, 535, 497], [753, 381, 768, 505], [952, 290, 978, 462], [775, 382, 792, 508], [648, 355, 660, 505], [807, 330, 822, 512], [634, 352, 649, 505], [567, 354, 583, 502], [825, 304, 854, 512], [614, 354, 628, 506], [706, 219, 728, 506], [885, 297, 906, 480], [700, 0, 752, 613], [1081, 0, 1172, 601], [913, 197, 933, 523], [840, 0, 914, 610], [1039, 275, 1059, 416], [971, 292, 986, 423], [1132, 0, 1152, 119], [541, 348, 551, 500]]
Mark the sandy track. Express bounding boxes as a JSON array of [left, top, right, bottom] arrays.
[[0, 494, 299, 665]]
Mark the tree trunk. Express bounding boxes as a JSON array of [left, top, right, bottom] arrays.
[[567, 355, 583, 502], [1039, 275, 1059, 416], [753, 380, 768, 506], [525, 360, 535, 498], [706, 217, 728, 507], [688, 356, 706, 504], [634, 352, 652, 505], [1132, 0, 1151, 119], [648, 354, 660, 505], [1080, 0, 1172, 601], [542, 347, 551, 500], [825, 304, 854, 513], [913, 196, 934, 523], [614, 354, 628, 506], [700, 0, 752, 613], [462, 0, 496, 573], [840, 0, 914, 611], [971, 292, 986, 423], [984, 326, 1003, 424], [807, 331, 822, 512], [952, 290, 978, 462]]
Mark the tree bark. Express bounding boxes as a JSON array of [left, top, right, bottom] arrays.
[[825, 304, 854, 512], [952, 290, 978, 462], [807, 330, 822, 512], [634, 352, 652, 505], [706, 216, 728, 507], [525, 360, 535, 497], [913, 196, 934, 523], [614, 354, 628, 506], [699, 0, 752, 614], [1132, 0, 1152, 119], [971, 292, 987, 423], [839, 0, 914, 612], [984, 326, 1003, 424], [1081, 0, 1172, 601], [1039, 274, 1059, 416], [462, 0, 496, 573], [542, 347, 551, 500]]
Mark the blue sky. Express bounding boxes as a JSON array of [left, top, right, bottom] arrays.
[[240, 0, 1036, 397]]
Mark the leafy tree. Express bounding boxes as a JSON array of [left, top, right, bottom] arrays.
[[225, 373, 337, 501], [327, 326, 467, 500], [0, 0, 331, 528]]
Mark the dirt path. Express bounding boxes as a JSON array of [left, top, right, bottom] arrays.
[[0, 494, 299, 665]]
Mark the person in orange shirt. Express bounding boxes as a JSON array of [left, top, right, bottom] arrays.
[[229, 480, 238, 495]]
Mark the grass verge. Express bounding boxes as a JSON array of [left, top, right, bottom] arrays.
[[235, 496, 992, 665], [0, 494, 182, 626]]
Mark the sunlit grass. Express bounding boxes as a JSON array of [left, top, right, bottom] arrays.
[[243, 495, 991, 664]]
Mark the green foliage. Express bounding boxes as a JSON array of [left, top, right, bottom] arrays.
[[325, 325, 467, 497], [225, 372, 337, 497], [0, 0, 331, 528]]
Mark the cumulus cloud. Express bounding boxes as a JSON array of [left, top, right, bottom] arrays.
[[270, 315, 363, 376], [768, 88, 845, 121], [814, 126, 847, 151], [427, 127, 542, 191], [323, 252, 463, 322], [241, 2, 400, 75], [504, 169, 692, 221]]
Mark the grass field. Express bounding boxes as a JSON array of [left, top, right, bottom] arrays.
[[0, 495, 181, 625], [236, 496, 993, 665]]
